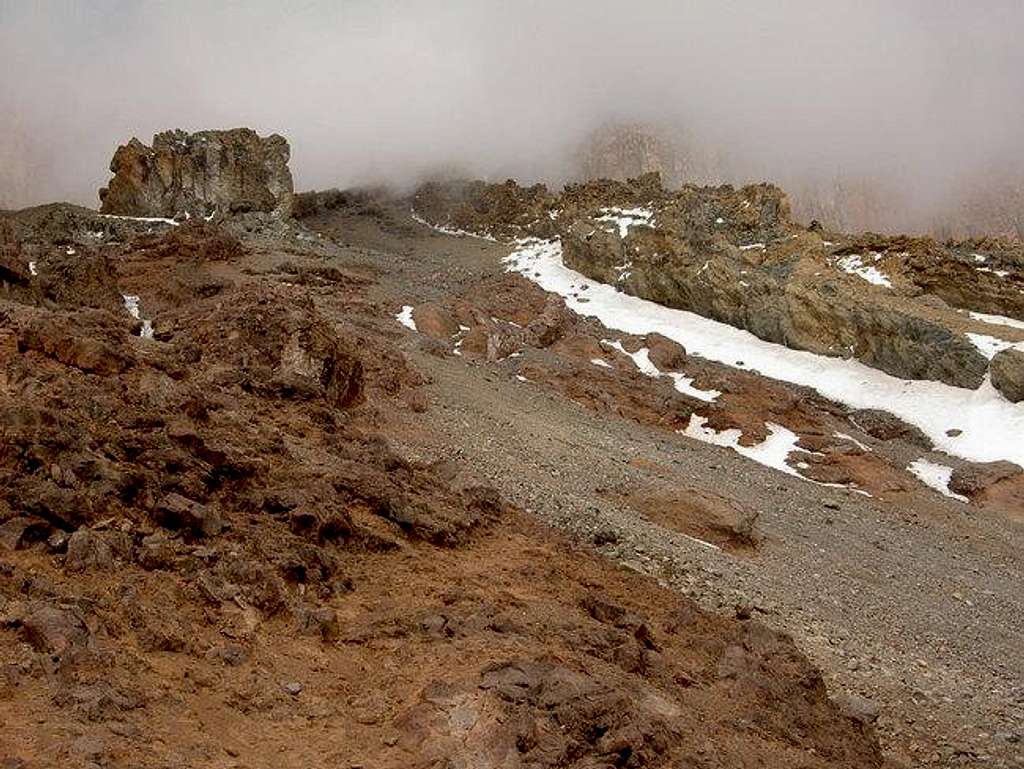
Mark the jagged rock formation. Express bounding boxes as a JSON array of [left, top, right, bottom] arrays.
[[99, 128, 294, 218], [414, 173, 1024, 390]]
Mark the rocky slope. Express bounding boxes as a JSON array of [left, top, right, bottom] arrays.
[[99, 128, 294, 219], [0, 201, 886, 768], [413, 173, 1024, 397]]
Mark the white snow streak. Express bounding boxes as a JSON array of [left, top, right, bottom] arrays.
[[504, 238, 1024, 467], [396, 305, 417, 331], [969, 310, 1024, 332], [907, 458, 968, 502], [121, 294, 154, 339], [595, 207, 654, 239], [834, 253, 892, 287], [604, 340, 720, 403], [100, 214, 179, 226]]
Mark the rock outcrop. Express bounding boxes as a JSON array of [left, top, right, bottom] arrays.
[[990, 348, 1024, 402], [99, 128, 294, 218], [415, 173, 1024, 391]]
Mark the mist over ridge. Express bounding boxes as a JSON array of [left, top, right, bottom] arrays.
[[2, 0, 1022, 235]]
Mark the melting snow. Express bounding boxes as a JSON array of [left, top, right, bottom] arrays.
[[739, 243, 765, 251], [977, 266, 1010, 278], [907, 458, 968, 502], [682, 415, 799, 475], [100, 214, 180, 226], [396, 305, 417, 331], [591, 358, 612, 369], [966, 333, 1021, 360], [27, 261, 37, 276], [604, 340, 720, 403], [833, 431, 871, 452], [834, 253, 892, 287], [504, 238, 1024, 467], [410, 209, 499, 241], [969, 311, 1024, 332], [121, 294, 154, 339], [595, 207, 654, 238]]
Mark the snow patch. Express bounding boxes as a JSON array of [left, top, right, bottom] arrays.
[[682, 415, 799, 475], [907, 458, 968, 502], [121, 294, 154, 339], [595, 207, 654, 239], [504, 238, 1024, 467], [396, 305, 417, 331], [590, 358, 613, 369], [27, 261, 37, 276], [739, 243, 765, 251], [604, 340, 720, 402], [966, 333, 1021, 360], [100, 214, 179, 227], [834, 253, 891, 287], [969, 311, 1024, 332]]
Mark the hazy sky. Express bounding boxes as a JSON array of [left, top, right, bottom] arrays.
[[2, 0, 1022, 214]]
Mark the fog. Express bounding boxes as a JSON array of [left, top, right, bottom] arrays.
[[2, 0, 1022, 233]]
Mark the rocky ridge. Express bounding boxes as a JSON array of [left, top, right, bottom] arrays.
[[413, 173, 1024, 397]]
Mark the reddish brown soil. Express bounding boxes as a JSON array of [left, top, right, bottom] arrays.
[[0, 220, 883, 768]]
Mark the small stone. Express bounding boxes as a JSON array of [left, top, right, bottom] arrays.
[[283, 681, 303, 696]]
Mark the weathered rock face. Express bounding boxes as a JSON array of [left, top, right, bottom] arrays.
[[990, 348, 1024, 402], [99, 128, 294, 218], [417, 173, 1024, 390], [556, 179, 990, 389]]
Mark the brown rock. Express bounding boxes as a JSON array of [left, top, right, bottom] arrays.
[[411, 303, 459, 339], [99, 128, 294, 218], [0, 517, 51, 551], [644, 333, 687, 371], [949, 461, 1023, 498], [156, 493, 223, 538], [990, 348, 1024, 403], [21, 603, 90, 656], [64, 529, 114, 572]]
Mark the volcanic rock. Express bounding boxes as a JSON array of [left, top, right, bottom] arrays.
[[99, 128, 294, 218]]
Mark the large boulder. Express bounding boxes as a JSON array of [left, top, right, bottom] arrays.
[[99, 128, 294, 218], [990, 348, 1024, 402]]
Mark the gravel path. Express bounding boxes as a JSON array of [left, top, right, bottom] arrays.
[[310, 204, 1024, 768]]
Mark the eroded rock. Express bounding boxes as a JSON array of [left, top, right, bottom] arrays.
[[99, 128, 294, 218]]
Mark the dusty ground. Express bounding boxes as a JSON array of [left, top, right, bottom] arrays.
[[303, 196, 1024, 767]]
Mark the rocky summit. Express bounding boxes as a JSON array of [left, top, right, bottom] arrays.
[[2, 130, 1023, 769], [99, 128, 294, 219]]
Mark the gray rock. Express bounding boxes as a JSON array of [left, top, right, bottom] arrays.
[[834, 692, 881, 725], [990, 348, 1024, 403], [65, 529, 114, 572]]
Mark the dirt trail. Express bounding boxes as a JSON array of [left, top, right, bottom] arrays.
[[304, 201, 1024, 767]]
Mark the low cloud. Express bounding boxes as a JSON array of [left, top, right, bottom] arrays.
[[2, 0, 1022, 233]]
